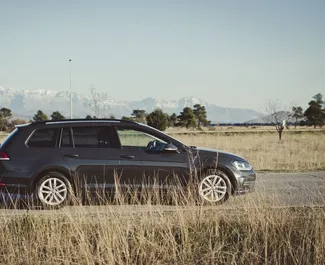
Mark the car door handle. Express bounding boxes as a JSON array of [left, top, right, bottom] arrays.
[[120, 155, 135, 159], [64, 154, 79, 158]]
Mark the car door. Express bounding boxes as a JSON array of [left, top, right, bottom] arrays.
[[113, 126, 191, 189], [60, 125, 120, 192]]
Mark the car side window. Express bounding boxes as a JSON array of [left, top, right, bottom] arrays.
[[116, 128, 167, 150], [27, 128, 60, 148], [70, 126, 118, 148]]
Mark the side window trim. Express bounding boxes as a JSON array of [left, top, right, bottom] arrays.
[[113, 126, 122, 149], [58, 128, 63, 148], [70, 127, 75, 148], [58, 127, 74, 148]]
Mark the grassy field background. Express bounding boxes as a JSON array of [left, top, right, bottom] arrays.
[[174, 130, 325, 171]]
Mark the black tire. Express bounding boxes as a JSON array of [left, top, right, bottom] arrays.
[[34, 172, 74, 209], [198, 169, 232, 205]]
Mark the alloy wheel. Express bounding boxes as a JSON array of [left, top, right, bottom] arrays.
[[199, 175, 227, 202], [38, 177, 68, 206]]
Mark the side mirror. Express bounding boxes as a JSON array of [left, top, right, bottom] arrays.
[[164, 143, 179, 153]]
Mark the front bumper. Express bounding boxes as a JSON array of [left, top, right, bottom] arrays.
[[232, 169, 256, 195]]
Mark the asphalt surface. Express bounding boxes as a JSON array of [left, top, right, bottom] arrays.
[[0, 171, 324, 216]]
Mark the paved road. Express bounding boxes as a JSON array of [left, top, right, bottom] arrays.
[[234, 171, 325, 207], [0, 171, 324, 216]]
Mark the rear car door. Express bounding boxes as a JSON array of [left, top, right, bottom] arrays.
[[60, 125, 120, 191]]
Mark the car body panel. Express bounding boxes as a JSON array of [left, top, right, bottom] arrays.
[[0, 119, 256, 201]]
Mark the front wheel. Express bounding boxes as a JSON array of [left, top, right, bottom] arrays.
[[35, 172, 73, 209], [198, 170, 231, 204]]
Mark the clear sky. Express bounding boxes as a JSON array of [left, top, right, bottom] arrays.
[[0, 0, 324, 111]]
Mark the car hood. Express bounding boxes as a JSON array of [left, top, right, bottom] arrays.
[[193, 146, 247, 162]]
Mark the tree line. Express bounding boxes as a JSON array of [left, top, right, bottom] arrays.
[[0, 104, 209, 132], [119, 104, 210, 131], [0, 93, 324, 132], [291, 93, 325, 128]]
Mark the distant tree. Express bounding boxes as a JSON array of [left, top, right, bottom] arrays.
[[121, 116, 133, 121], [193, 104, 209, 127], [85, 115, 93, 119], [265, 99, 286, 140], [0, 107, 12, 131], [109, 114, 116, 119], [291, 106, 304, 128], [313, 93, 324, 106], [51, 111, 65, 121], [0, 108, 12, 119], [131, 109, 147, 123], [169, 113, 178, 127], [87, 85, 108, 118], [146, 108, 169, 131], [178, 107, 197, 129], [33, 110, 48, 122], [7, 119, 28, 132], [304, 93, 325, 128]]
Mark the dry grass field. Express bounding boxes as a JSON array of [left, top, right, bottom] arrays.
[[1, 129, 325, 264], [173, 130, 325, 171]]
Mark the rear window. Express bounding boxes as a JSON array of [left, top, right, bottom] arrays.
[[0, 128, 20, 149], [27, 128, 60, 148]]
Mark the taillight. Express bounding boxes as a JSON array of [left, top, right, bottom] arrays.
[[0, 152, 10, 161]]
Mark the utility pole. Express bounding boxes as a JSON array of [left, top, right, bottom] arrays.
[[69, 59, 72, 118]]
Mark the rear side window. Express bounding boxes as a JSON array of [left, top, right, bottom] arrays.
[[27, 128, 60, 148], [71, 126, 119, 148]]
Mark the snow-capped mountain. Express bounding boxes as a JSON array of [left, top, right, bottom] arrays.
[[0, 86, 264, 123]]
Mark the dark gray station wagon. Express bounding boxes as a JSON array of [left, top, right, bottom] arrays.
[[0, 119, 256, 208]]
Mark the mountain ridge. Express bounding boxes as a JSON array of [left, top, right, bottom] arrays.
[[0, 86, 265, 123]]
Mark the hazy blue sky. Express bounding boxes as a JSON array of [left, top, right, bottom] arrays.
[[0, 0, 324, 111]]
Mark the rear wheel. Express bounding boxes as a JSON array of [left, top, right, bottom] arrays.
[[198, 169, 231, 204], [35, 172, 73, 209]]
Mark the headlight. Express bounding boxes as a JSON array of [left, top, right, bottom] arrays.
[[233, 161, 253, 171]]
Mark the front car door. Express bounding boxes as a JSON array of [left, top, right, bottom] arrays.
[[112, 124, 192, 190]]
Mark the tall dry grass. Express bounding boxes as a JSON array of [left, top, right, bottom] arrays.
[[0, 196, 324, 264], [0, 173, 324, 264]]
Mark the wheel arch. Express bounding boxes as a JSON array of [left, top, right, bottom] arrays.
[[31, 166, 74, 192], [201, 165, 237, 194]]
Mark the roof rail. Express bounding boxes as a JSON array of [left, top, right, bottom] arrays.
[[30, 118, 138, 125]]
